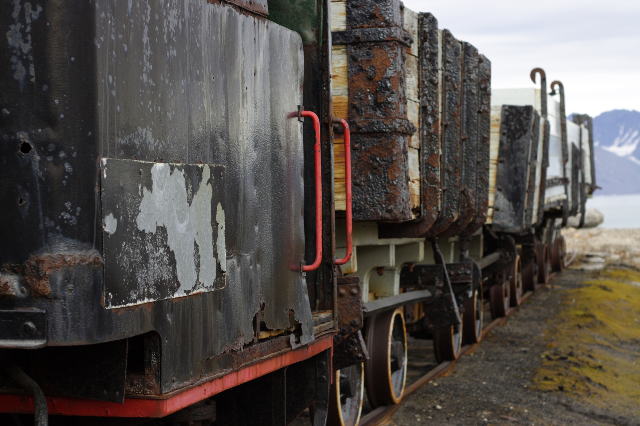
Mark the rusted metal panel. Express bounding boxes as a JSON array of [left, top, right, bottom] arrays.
[[400, 262, 472, 288], [572, 114, 596, 193], [332, 276, 367, 370], [570, 142, 581, 216], [378, 12, 441, 237], [427, 30, 463, 237], [101, 160, 226, 308], [491, 105, 538, 234], [461, 43, 481, 228], [0, 0, 316, 399], [534, 120, 549, 227], [524, 113, 541, 227], [380, 17, 491, 239], [530, 117, 544, 225], [467, 55, 491, 234], [571, 114, 596, 227], [466, 54, 492, 234], [446, 42, 480, 236], [344, 38, 407, 121], [346, 0, 403, 29], [418, 13, 442, 230], [269, 0, 338, 315], [1, 252, 102, 299], [334, 0, 416, 222], [335, 276, 363, 337], [349, 132, 412, 221]]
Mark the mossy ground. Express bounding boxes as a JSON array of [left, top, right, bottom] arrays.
[[534, 267, 640, 417]]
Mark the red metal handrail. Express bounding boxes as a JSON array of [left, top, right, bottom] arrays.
[[334, 119, 352, 265], [290, 109, 323, 272]]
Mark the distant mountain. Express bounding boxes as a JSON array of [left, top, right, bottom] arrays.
[[592, 109, 640, 195]]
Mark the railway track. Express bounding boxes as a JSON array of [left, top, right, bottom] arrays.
[[358, 252, 578, 426]]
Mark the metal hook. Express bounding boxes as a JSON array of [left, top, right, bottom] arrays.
[[530, 67, 547, 118], [550, 80, 564, 98]]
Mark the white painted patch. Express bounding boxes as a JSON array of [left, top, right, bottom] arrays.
[[103, 213, 118, 235], [6, 0, 42, 86], [136, 163, 217, 294]]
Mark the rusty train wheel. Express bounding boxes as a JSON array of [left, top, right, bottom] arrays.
[[489, 280, 510, 319], [462, 289, 483, 345], [559, 236, 567, 268], [364, 308, 408, 407], [551, 236, 566, 272], [537, 244, 551, 284], [433, 321, 463, 363], [327, 363, 365, 426], [509, 255, 523, 307]]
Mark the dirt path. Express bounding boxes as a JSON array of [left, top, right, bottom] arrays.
[[391, 267, 640, 425]]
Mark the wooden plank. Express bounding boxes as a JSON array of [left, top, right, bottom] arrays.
[[486, 106, 502, 223], [407, 100, 420, 137], [405, 54, 419, 102], [329, 0, 347, 32], [332, 96, 348, 120], [403, 7, 419, 57], [331, 45, 348, 118], [330, 45, 348, 97], [409, 147, 421, 209]]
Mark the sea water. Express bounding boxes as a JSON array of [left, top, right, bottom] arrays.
[[587, 194, 640, 228]]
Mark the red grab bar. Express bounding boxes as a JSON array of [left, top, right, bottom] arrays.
[[334, 119, 352, 265], [290, 109, 323, 272]]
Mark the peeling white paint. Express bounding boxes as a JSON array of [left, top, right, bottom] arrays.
[[6, 0, 42, 87], [103, 213, 118, 235], [136, 163, 218, 294]]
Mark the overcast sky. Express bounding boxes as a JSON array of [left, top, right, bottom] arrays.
[[402, 0, 640, 117]]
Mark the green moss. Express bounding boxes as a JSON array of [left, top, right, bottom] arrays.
[[533, 268, 640, 416]]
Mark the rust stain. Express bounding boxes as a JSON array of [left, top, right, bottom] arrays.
[[0, 275, 17, 297], [3, 252, 103, 297]]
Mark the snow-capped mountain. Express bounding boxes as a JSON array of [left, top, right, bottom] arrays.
[[592, 109, 640, 194]]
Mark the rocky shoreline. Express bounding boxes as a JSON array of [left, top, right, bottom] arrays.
[[563, 227, 640, 270]]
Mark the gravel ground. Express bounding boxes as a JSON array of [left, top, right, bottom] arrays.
[[391, 268, 639, 426]]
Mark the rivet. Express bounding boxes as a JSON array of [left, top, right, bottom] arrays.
[[22, 321, 37, 336]]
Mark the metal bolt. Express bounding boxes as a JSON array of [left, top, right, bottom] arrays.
[[350, 288, 358, 296], [22, 321, 37, 336], [338, 288, 346, 297]]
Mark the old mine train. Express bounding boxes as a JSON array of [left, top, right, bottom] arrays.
[[0, 0, 597, 425]]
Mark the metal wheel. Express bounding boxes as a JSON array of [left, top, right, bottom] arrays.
[[522, 254, 538, 293], [433, 320, 463, 363], [509, 255, 523, 307], [327, 363, 365, 426], [462, 288, 483, 345], [551, 236, 566, 272], [364, 308, 408, 407], [489, 280, 510, 319], [537, 244, 551, 284]]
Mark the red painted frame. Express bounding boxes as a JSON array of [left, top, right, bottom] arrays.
[[0, 336, 332, 418]]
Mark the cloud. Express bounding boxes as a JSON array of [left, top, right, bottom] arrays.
[[402, 0, 640, 116]]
